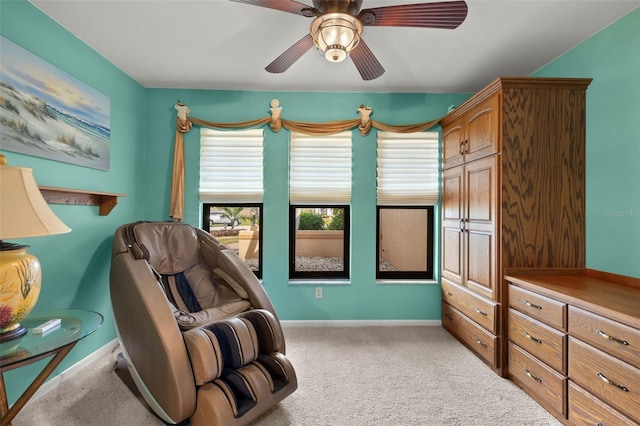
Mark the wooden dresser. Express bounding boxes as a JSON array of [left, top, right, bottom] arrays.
[[440, 77, 592, 375], [505, 269, 640, 425]]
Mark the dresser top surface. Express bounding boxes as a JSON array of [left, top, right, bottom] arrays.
[[506, 272, 640, 329]]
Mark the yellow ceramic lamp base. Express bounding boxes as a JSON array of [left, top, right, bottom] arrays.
[[0, 244, 42, 341]]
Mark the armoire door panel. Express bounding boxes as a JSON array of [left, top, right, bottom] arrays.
[[466, 229, 495, 299], [442, 227, 463, 284], [465, 94, 499, 163], [442, 167, 463, 223], [442, 119, 464, 168], [465, 156, 497, 231]]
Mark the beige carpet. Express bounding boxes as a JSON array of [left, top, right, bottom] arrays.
[[13, 326, 561, 425]]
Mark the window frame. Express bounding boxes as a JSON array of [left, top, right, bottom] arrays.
[[376, 205, 434, 280], [202, 202, 264, 279], [375, 130, 438, 281], [289, 205, 350, 280]]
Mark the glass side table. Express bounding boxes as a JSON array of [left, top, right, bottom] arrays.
[[0, 309, 103, 426]]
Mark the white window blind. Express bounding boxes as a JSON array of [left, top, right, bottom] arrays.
[[199, 128, 264, 203], [377, 131, 440, 205], [290, 131, 352, 204]]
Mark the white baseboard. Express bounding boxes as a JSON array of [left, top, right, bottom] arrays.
[[281, 319, 442, 327], [25, 338, 120, 406]]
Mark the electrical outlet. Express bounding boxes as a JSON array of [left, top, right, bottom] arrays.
[[315, 287, 323, 299]]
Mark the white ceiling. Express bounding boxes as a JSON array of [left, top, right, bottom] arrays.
[[30, 0, 639, 93]]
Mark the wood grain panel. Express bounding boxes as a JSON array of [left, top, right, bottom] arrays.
[[508, 308, 567, 373], [442, 118, 464, 168], [466, 230, 493, 298], [569, 305, 640, 368], [552, 89, 586, 267], [505, 273, 640, 329], [465, 94, 499, 163], [442, 166, 463, 222], [39, 186, 126, 216], [442, 278, 498, 333], [465, 155, 498, 299], [442, 166, 464, 285], [508, 342, 567, 418], [442, 228, 462, 283], [442, 303, 498, 368], [466, 159, 493, 224], [508, 284, 567, 330], [569, 337, 640, 420], [568, 380, 638, 426], [500, 86, 586, 269]]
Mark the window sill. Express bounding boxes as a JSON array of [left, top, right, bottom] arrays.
[[288, 279, 351, 286], [376, 279, 439, 285]]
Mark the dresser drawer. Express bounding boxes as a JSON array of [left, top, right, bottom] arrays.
[[508, 284, 566, 330], [442, 279, 498, 333], [508, 308, 567, 373], [569, 337, 640, 421], [569, 305, 640, 368], [442, 302, 499, 367], [508, 342, 566, 418], [568, 380, 638, 426]]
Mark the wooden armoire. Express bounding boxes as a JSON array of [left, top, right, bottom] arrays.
[[439, 77, 592, 375]]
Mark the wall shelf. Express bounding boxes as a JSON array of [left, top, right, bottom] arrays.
[[39, 186, 126, 216]]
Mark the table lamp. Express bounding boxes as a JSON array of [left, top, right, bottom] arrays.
[[0, 154, 71, 341]]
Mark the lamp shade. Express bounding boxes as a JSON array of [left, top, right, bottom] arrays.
[[0, 160, 71, 341], [0, 165, 71, 239]]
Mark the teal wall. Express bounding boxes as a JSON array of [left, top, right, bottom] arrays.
[[533, 8, 640, 278], [1, 0, 638, 407], [143, 90, 468, 321], [1, 0, 146, 405]]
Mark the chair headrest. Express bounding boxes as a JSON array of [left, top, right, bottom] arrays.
[[132, 222, 199, 274]]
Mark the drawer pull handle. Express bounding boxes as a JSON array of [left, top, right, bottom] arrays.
[[475, 338, 488, 348], [445, 291, 454, 296], [475, 308, 488, 316], [597, 372, 629, 392], [524, 300, 542, 310], [524, 369, 542, 383], [523, 331, 542, 344], [596, 329, 629, 345], [444, 313, 453, 321]]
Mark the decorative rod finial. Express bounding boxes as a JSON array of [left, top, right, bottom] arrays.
[[269, 99, 283, 132], [175, 102, 191, 122]]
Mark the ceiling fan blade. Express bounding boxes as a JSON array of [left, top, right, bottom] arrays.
[[358, 1, 468, 29], [350, 38, 385, 81], [228, 0, 316, 17], [312, 0, 363, 15], [265, 34, 315, 73]]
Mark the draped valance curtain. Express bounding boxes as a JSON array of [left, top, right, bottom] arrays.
[[170, 100, 443, 221]]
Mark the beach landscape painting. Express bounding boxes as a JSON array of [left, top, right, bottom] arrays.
[[0, 37, 110, 170]]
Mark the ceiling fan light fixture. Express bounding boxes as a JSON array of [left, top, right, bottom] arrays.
[[311, 13, 362, 63]]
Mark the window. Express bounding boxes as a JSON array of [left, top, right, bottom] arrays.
[[376, 131, 438, 280], [200, 129, 264, 277], [290, 206, 350, 278], [202, 203, 263, 278], [289, 132, 352, 280], [377, 206, 434, 279]]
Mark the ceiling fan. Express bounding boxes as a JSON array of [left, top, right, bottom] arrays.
[[229, 0, 468, 81]]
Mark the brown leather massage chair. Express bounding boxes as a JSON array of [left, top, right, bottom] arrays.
[[109, 221, 297, 425]]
